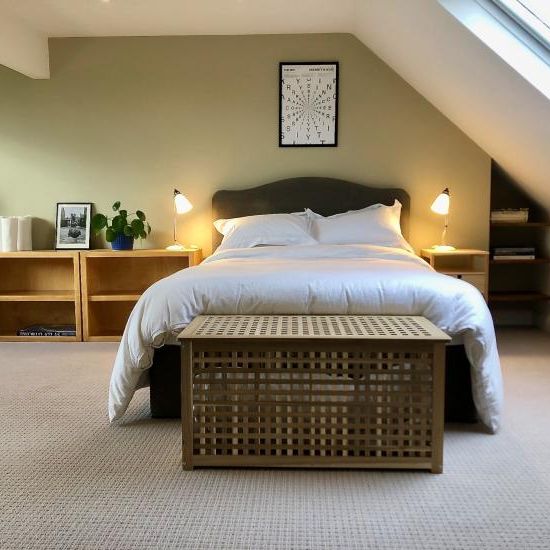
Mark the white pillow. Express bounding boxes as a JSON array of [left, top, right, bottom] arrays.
[[305, 202, 384, 220], [307, 200, 413, 251], [214, 212, 317, 251]]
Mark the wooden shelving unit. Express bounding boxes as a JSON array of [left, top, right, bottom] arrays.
[[489, 162, 550, 325], [490, 222, 550, 228], [490, 258, 550, 265], [0, 251, 81, 342], [489, 291, 550, 303], [80, 249, 202, 342]]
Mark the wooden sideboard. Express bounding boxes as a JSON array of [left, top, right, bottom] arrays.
[[0, 248, 202, 342]]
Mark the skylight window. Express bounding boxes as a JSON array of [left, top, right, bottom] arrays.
[[440, 0, 550, 99], [491, 0, 550, 50]]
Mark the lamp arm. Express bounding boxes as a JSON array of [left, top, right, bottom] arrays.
[[441, 215, 448, 247], [173, 201, 178, 245]]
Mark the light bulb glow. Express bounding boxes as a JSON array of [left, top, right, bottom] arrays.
[[430, 188, 450, 215]]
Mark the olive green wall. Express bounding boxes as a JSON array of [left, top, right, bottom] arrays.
[[0, 34, 490, 254]]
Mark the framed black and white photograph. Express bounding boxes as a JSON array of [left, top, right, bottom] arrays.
[[279, 61, 338, 147], [55, 203, 92, 249]]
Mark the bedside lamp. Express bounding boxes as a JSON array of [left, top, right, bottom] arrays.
[[430, 188, 455, 251], [166, 189, 192, 251]]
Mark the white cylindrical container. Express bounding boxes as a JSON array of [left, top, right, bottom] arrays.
[[1, 217, 18, 252], [17, 216, 33, 251]]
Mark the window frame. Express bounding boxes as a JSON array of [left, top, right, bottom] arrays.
[[440, 0, 550, 99], [489, 0, 550, 51]]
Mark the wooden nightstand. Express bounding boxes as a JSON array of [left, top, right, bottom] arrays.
[[420, 248, 489, 301], [80, 248, 202, 342]]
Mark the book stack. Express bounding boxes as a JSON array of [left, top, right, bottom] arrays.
[[493, 247, 535, 261], [17, 324, 77, 337], [490, 208, 529, 223]]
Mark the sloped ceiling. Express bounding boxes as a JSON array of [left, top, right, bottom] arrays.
[[354, 0, 550, 215], [0, 0, 549, 211]]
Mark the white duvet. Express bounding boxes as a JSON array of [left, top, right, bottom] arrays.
[[109, 244, 503, 432]]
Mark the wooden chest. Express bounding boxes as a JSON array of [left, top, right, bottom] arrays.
[[178, 315, 450, 473]]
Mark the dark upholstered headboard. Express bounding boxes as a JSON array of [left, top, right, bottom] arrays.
[[211, 177, 410, 250]]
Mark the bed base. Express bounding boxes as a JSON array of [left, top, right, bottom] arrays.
[[149, 343, 478, 423]]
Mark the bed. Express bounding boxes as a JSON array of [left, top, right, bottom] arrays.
[[109, 177, 503, 433]]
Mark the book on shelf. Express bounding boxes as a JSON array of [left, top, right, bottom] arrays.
[[493, 255, 536, 261], [493, 247, 535, 255], [490, 208, 529, 223], [17, 324, 76, 337]]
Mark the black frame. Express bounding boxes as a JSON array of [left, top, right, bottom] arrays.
[[55, 202, 93, 250], [279, 61, 339, 147]]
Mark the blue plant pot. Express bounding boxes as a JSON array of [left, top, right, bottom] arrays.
[[111, 234, 134, 251]]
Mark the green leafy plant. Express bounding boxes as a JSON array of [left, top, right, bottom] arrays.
[[91, 201, 151, 242]]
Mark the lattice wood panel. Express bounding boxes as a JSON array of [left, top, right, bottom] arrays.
[[180, 315, 449, 473], [181, 315, 449, 341]]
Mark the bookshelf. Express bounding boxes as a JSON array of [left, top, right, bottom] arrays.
[[489, 291, 550, 302], [490, 258, 550, 265], [80, 249, 202, 342], [0, 251, 82, 342], [491, 222, 550, 228], [488, 163, 550, 323]]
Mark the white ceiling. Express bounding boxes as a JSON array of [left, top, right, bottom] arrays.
[[1, 0, 549, 216], [0, 0, 355, 36]]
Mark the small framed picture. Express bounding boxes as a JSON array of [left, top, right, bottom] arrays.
[[279, 61, 339, 147], [55, 203, 92, 249]]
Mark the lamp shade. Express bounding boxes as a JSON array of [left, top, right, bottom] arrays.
[[174, 189, 193, 214], [430, 188, 450, 215]]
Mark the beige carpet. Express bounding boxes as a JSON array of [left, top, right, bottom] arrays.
[[1, 329, 550, 550]]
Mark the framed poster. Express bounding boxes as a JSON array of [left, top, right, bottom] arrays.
[[279, 62, 338, 147], [55, 202, 92, 249]]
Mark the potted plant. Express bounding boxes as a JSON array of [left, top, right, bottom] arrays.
[[91, 201, 151, 250]]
